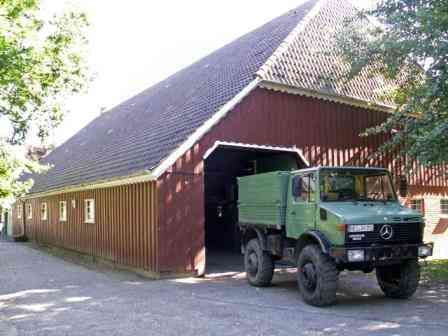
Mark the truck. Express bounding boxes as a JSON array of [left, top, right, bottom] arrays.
[[237, 167, 434, 306]]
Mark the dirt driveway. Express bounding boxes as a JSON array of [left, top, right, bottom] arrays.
[[1, 242, 447, 336]]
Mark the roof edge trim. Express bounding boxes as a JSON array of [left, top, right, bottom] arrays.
[[23, 171, 155, 199], [151, 78, 261, 178], [256, 0, 324, 79], [203, 140, 310, 167], [259, 80, 395, 113]]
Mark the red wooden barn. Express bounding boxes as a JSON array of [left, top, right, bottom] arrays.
[[12, 0, 448, 277]]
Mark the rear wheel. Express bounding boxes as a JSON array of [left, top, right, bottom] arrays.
[[244, 238, 274, 287], [376, 259, 420, 299], [297, 245, 338, 306]]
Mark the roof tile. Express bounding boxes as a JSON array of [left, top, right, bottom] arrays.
[[259, 0, 397, 107]]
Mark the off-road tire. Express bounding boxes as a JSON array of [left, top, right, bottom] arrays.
[[297, 245, 338, 307], [244, 238, 274, 287], [376, 259, 420, 299]]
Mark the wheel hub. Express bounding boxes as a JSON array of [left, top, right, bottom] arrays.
[[302, 262, 317, 291], [247, 252, 258, 274]]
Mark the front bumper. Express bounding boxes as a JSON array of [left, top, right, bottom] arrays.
[[330, 243, 434, 264]]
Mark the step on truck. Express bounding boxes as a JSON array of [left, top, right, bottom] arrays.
[[237, 167, 434, 306]]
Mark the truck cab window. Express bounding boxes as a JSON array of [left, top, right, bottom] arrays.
[[320, 171, 396, 202], [306, 174, 316, 202], [292, 176, 302, 201], [365, 175, 394, 201], [292, 174, 315, 202]]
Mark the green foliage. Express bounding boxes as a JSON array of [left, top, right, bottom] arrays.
[[421, 260, 448, 283], [0, 139, 47, 207], [0, 0, 89, 206], [339, 0, 448, 169]]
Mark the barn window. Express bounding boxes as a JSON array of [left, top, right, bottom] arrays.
[[410, 199, 424, 214], [59, 201, 67, 222], [27, 203, 32, 219], [84, 199, 95, 223], [17, 205, 22, 219], [441, 199, 448, 216], [41, 202, 48, 221]]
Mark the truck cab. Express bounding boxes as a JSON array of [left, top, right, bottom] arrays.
[[238, 167, 433, 306]]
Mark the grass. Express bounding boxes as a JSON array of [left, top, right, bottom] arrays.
[[421, 260, 448, 283]]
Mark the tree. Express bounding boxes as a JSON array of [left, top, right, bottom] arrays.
[[339, 0, 448, 169], [0, 0, 89, 207]]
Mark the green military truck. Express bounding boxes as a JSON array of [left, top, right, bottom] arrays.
[[237, 167, 433, 306]]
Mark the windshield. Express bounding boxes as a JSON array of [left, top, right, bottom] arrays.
[[320, 170, 397, 202]]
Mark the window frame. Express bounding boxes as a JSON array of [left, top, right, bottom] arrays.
[[292, 173, 316, 203], [410, 199, 425, 215], [84, 199, 95, 224], [17, 204, 22, 219], [441, 199, 448, 216], [41, 202, 48, 221], [59, 201, 67, 222], [27, 203, 32, 219]]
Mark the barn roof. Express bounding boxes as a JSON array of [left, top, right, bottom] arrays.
[[257, 1, 397, 107], [27, 0, 395, 195]]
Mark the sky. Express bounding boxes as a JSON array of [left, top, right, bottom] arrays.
[[46, 0, 308, 145]]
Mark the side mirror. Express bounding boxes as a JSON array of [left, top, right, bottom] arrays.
[[292, 176, 302, 198], [399, 175, 408, 198]]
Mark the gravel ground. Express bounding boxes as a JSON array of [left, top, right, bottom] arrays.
[[1, 241, 448, 336]]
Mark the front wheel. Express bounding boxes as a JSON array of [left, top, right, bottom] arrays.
[[244, 238, 274, 287], [376, 259, 420, 299], [297, 245, 338, 306]]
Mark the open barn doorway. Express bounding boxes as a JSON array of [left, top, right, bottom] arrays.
[[203, 141, 308, 274]]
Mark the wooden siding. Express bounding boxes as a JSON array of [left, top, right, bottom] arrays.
[[13, 182, 158, 272], [157, 88, 448, 273], [12, 88, 448, 274]]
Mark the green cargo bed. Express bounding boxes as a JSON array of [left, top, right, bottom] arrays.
[[237, 171, 291, 227]]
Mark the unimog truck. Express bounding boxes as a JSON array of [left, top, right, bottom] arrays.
[[237, 167, 434, 306]]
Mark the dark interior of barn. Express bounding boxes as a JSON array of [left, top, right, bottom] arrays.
[[203, 144, 305, 273]]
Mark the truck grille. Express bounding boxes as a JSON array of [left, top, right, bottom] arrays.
[[345, 222, 423, 247]]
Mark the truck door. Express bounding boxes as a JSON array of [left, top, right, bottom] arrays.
[[286, 173, 317, 238]]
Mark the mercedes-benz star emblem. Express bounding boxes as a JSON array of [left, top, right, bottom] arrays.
[[380, 225, 394, 240]]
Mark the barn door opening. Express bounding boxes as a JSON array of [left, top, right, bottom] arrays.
[[203, 142, 308, 274]]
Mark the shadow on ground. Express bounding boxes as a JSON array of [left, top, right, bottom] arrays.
[[2, 243, 448, 336]]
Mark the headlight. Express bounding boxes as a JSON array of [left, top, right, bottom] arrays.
[[347, 249, 365, 262], [418, 245, 433, 258], [348, 224, 374, 233]]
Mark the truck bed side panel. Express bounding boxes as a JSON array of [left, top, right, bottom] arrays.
[[237, 172, 290, 227]]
